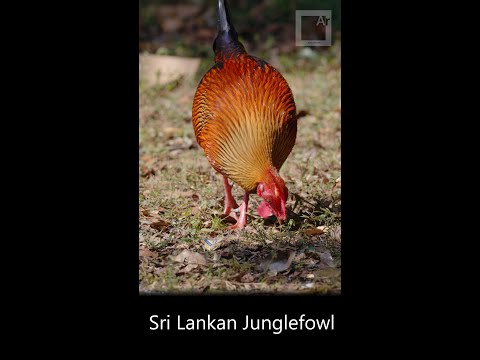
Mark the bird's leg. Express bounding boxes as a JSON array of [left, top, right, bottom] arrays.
[[228, 191, 249, 229], [222, 175, 239, 217]]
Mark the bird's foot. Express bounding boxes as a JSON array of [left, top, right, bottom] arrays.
[[228, 195, 248, 230], [228, 216, 247, 229], [228, 222, 245, 230]]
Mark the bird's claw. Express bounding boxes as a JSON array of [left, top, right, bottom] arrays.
[[228, 220, 246, 230]]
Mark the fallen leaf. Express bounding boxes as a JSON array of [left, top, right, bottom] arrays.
[[150, 220, 170, 231], [177, 264, 199, 274], [139, 249, 156, 258], [241, 273, 254, 283], [170, 249, 208, 266], [257, 251, 295, 273], [305, 228, 324, 235], [225, 281, 236, 291], [141, 168, 155, 178], [319, 251, 335, 268]]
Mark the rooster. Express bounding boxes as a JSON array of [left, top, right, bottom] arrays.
[[192, 0, 297, 229]]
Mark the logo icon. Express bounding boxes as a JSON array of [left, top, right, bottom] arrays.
[[296, 10, 332, 46]]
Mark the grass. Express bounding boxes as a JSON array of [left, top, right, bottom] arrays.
[[139, 42, 341, 294]]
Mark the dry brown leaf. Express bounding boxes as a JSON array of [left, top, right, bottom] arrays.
[[150, 220, 170, 231], [305, 227, 324, 235], [139, 249, 156, 258], [177, 264, 199, 274], [225, 281, 236, 291], [170, 249, 208, 266], [241, 273, 254, 283], [141, 168, 156, 178]]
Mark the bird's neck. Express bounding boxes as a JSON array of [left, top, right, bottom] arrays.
[[213, 0, 247, 62], [213, 33, 247, 63]]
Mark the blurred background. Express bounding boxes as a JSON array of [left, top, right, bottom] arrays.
[[139, 0, 341, 84]]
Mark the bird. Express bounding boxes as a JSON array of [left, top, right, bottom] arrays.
[[192, 0, 297, 229]]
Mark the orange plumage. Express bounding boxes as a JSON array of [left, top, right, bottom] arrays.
[[192, 0, 297, 229]]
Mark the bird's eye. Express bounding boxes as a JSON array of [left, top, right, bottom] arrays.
[[266, 199, 272, 204]]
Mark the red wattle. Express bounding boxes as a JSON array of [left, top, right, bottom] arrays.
[[257, 201, 273, 219]]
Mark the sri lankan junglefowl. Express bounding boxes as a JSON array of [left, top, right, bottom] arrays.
[[192, 0, 297, 229]]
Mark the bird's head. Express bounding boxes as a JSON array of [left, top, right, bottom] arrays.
[[256, 169, 288, 224]]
